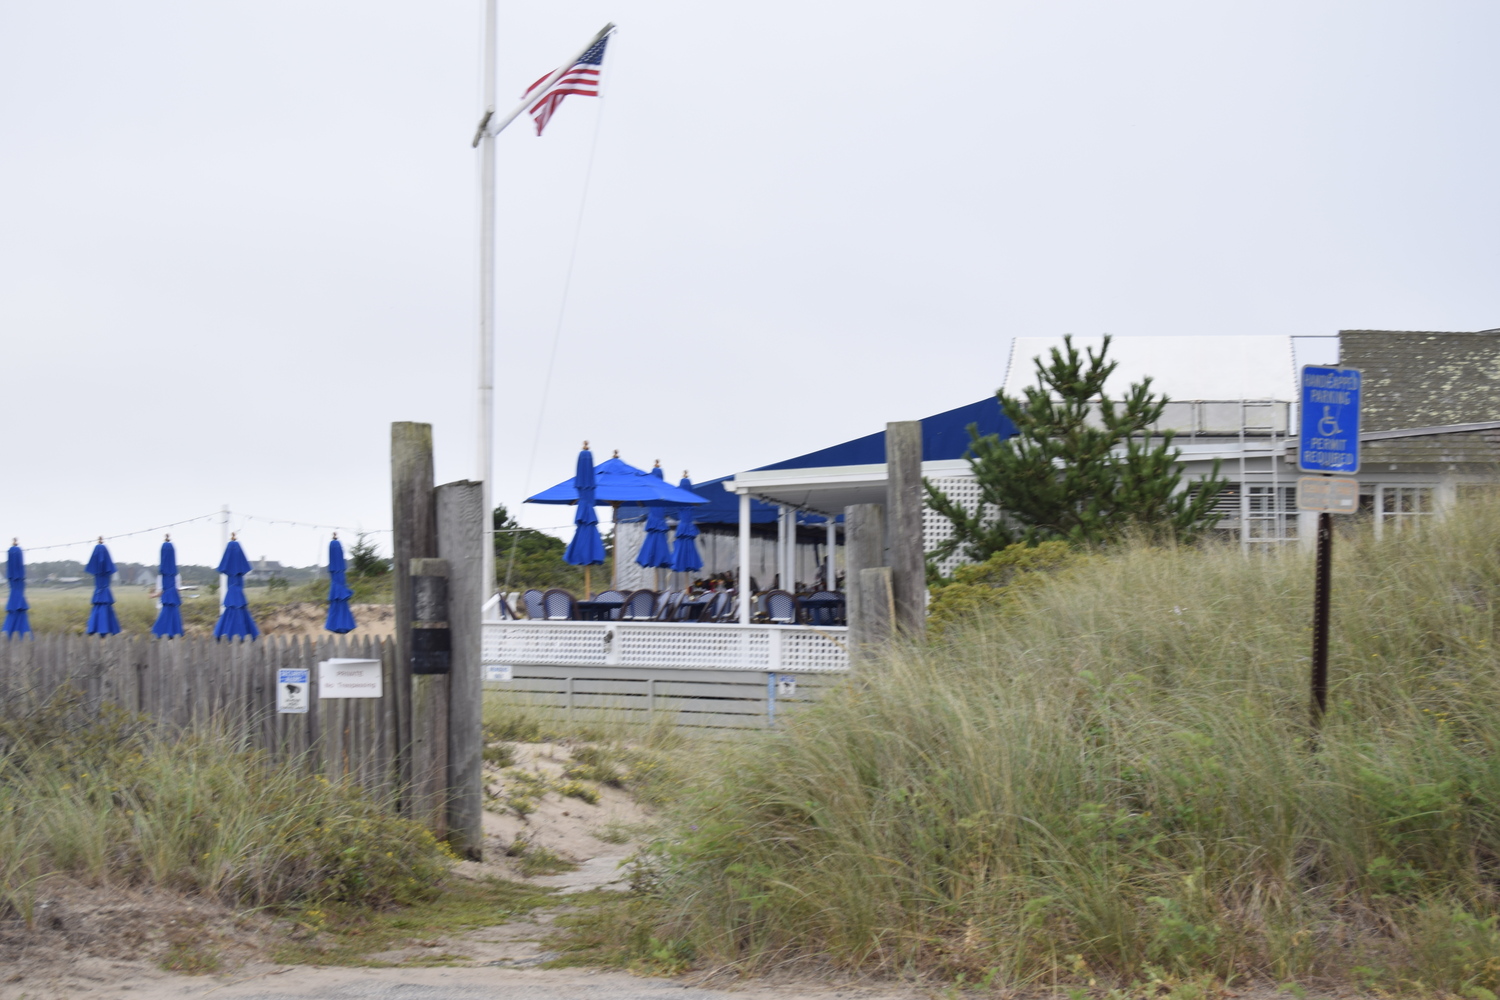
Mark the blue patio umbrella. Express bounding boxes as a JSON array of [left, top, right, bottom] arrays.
[[635, 462, 674, 569], [85, 540, 121, 636], [325, 535, 356, 633], [151, 536, 185, 638], [562, 445, 607, 591], [527, 453, 709, 508], [213, 536, 259, 641], [669, 475, 704, 574], [4, 541, 30, 637]]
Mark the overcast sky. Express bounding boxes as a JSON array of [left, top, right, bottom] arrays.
[[2, 1, 1496, 567]]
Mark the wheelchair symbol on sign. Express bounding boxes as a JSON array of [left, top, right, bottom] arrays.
[[1317, 407, 1342, 437]]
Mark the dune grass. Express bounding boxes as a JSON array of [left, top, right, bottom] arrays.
[[0, 693, 453, 928], [618, 502, 1500, 992]]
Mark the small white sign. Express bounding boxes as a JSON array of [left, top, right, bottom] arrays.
[[1298, 476, 1360, 514], [318, 658, 383, 699], [776, 675, 797, 698], [485, 664, 513, 682], [277, 668, 310, 714]]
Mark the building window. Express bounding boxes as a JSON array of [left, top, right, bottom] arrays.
[[1375, 485, 1435, 537]]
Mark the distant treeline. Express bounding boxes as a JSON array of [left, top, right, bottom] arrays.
[[17, 560, 325, 587]]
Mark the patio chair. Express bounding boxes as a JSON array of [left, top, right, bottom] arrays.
[[711, 590, 741, 620], [620, 589, 657, 621], [800, 590, 846, 627], [763, 589, 799, 625], [706, 590, 738, 622], [653, 591, 684, 621], [494, 593, 519, 620], [521, 589, 545, 619], [676, 593, 714, 621], [593, 589, 627, 619], [541, 588, 577, 620]]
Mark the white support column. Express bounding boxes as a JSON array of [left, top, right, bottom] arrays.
[[775, 506, 787, 590], [827, 518, 837, 590], [738, 493, 752, 625]]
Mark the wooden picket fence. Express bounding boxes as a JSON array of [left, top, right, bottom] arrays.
[[0, 634, 401, 805]]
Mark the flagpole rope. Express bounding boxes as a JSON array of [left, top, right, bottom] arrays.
[[504, 50, 612, 596]]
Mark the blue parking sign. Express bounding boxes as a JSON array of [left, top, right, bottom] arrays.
[[1299, 366, 1361, 474]]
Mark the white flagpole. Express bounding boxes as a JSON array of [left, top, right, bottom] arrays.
[[477, 0, 498, 599], [472, 19, 614, 602]]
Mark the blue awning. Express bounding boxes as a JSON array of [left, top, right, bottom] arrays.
[[753, 395, 1015, 471]]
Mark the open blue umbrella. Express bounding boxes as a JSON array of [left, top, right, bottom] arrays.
[[325, 535, 356, 633], [213, 536, 259, 641], [527, 452, 709, 508], [85, 540, 121, 636], [4, 541, 30, 637], [151, 536, 185, 638], [636, 462, 674, 569], [670, 474, 704, 574], [563, 445, 607, 592]]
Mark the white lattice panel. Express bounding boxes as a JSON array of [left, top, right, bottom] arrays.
[[779, 629, 851, 672], [924, 474, 992, 578], [483, 620, 848, 673], [615, 625, 772, 670], [486, 624, 608, 665]]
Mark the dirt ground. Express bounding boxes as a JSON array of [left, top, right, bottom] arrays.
[[255, 602, 395, 638]]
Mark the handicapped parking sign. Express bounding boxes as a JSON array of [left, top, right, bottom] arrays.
[[1299, 366, 1361, 474]]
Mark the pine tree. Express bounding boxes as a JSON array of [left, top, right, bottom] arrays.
[[926, 335, 1227, 562]]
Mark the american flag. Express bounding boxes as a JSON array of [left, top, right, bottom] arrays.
[[524, 35, 609, 136]]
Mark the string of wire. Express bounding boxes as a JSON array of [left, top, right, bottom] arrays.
[[21, 512, 571, 553]]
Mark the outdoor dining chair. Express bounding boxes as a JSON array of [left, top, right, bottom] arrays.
[[541, 589, 577, 620], [620, 589, 657, 621], [653, 591, 683, 621], [800, 590, 846, 627], [711, 590, 741, 620], [590, 589, 626, 619], [763, 589, 799, 625], [705, 590, 736, 622], [675, 593, 714, 621], [521, 589, 546, 619]]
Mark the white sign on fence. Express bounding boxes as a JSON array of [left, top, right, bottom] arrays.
[[485, 664, 513, 682], [318, 659, 383, 698], [277, 668, 310, 713]]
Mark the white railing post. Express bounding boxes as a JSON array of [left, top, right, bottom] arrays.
[[768, 626, 783, 673], [604, 624, 620, 666]]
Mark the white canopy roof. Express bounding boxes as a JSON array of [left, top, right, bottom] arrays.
[[1003, 335, 1298, 401]]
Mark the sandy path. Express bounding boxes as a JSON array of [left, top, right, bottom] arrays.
[[5, 960, 924, 1000]]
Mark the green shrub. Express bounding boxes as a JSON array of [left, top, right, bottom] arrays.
[[0, 695, 451, 921], [926, 540, 1085, 634]]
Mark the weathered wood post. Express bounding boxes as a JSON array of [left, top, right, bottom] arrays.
[[391, 422, 437, 820], [409, 557, 450, 837], [843, 502, 886, 654], [886, 420, 926, 639], [437, 480, 485, 860]]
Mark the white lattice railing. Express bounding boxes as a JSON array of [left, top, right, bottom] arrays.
[[481, 618, 849, 674]]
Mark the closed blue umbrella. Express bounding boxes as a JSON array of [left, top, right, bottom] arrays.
[[85, 540, 121, 636], [151, 536, 185, 638], [670, 474, 703, 574], [213, 536, 259, 641], [636, 461, 674, 569], [563, 444, 607, 594], [4, 541, 30, 637], [325, 535, 356, 633]]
